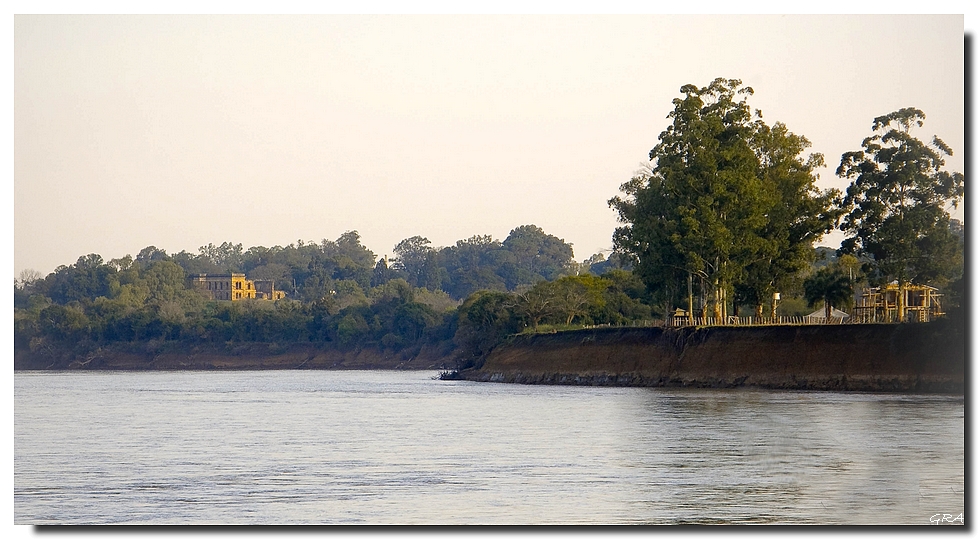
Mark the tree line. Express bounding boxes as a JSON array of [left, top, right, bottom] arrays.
[[14, 225, 652, 370], [19, 225, 595, 304]]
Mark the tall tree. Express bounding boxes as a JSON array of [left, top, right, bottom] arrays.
[[135, 246, 170, 269], [197, 242, 243, 272], [309, 232, 376, 290], [739, 122, 842, 316], [836, 108, 964, 321], [392, 236, 441, 290], [439, 235, 507, 299], [328, 231, 377, 273], [371, 257, 394, 287], [611, 78, 836, 320], [500, 224, 574, 288]]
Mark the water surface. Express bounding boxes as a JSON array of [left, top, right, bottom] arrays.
[[15, 370, 964, 524]]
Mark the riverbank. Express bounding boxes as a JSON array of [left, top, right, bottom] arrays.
[[458, 320, 966, 393], [13, 341, 454, 371], [14, 320, 966, 393]]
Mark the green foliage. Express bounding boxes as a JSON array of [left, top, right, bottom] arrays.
[[331, 280, 369, 311], [740, 121, 842, 310], [412, 288, 461, 313], [390, 302, 439, 345], [453, 291, 522, 367], [392, 236, 442, 290], [500, 225, 575, 288], [197, 242, 244, 272], [371, 258, 395, 287], [438, 235, 509, 298], [418, 226, 575, 299], [135, 246, 170, 268], [772, 296, 810, 317], [334, 310, 370, 347], [45, 254, 118, 305], [37, 303, 90, 342], [371, 278, 415, 304], [140, 260, 187, 303], [13, 226, 652, 367], [610, 78, 838, 317], [549, 274, 608, 325], [585, 252, 630, 275], [595, 270, 654, 322], [509, 282, 555, 331], [803, 267, 855, 319], [836, 107, 965, 289]]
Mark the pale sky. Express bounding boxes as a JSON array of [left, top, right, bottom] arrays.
[[13, 13, 968, 278]]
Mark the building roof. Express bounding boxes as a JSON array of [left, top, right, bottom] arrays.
[[804, 307, 850, 319]]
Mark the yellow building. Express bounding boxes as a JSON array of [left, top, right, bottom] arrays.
[[189, 273, 285, 301]]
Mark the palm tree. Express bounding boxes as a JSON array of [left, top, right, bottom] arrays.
[[804, 267, 854, 320]]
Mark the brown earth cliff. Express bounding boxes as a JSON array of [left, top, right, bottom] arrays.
[[461, 322, 965, 393]]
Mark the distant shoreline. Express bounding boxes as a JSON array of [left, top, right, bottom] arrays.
[[13, 341, 452, 372]]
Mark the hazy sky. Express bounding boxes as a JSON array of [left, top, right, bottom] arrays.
[[14, 14, 967, 278]]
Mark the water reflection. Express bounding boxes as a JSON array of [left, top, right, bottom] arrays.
[[616, 389, 963, 524]]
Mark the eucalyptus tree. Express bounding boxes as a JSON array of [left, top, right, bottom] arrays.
[[611, 165, 690, 313], [392, 236, 441, 290], [326, 231, 377, 280], [610, 78, 837, 320], [371, 257, 395, 287], [836, 108, 964, 321], [739, 122, 842, 316], [197, 242, 244, 272]]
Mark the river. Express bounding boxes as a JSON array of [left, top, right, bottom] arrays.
[[14, 370, 964, 525]]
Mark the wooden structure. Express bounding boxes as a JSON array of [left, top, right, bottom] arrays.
[[851, 282, 943, 323], [670, 308, 691, 326]]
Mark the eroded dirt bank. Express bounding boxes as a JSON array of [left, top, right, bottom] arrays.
[[13, 341, 454, 371], [462, 321, 965, 393]]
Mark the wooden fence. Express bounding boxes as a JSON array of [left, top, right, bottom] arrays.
[[580, 313, 912, 330], [670, 316, 856, 327]]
